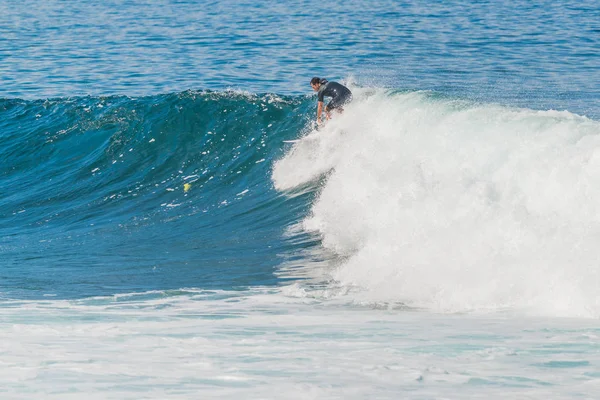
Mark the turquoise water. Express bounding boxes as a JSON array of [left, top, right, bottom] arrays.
[[0, 92, 314, 299], [2, 0, 600, 398]]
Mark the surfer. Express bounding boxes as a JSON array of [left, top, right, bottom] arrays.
[[310, 77, 352, 125]]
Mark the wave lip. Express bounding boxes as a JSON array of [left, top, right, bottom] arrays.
[[273, 88, 600, 317]]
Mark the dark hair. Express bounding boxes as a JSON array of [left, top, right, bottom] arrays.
[[310, 77, 328, 85]]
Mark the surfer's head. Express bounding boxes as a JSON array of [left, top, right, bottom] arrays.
[[310, 77, 327, 91]]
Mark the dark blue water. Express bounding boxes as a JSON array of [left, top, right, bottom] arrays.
[[1, 0, 599, 300], [2, 0, 599, 116]]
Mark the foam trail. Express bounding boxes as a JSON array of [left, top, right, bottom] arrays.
[[273, 89, 600, 317], [2, 289, 600, 398]]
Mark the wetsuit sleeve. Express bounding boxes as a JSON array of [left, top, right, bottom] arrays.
[[318, 90, 325, 102]]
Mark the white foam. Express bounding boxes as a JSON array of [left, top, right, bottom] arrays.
[[273, 89, 600, 317], [1, 290, 599, 398]]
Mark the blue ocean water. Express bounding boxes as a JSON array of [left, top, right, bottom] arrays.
[[2, 0, 599, 116], [2, 0, 600, 398]]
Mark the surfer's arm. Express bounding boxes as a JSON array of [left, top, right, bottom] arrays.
[[317, 101, 324, 123]]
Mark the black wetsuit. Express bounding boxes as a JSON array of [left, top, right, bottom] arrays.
[[318, 81, 353, 111]]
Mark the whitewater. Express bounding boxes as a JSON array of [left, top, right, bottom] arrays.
[[3, 289, 600, 399], [274, 88, 600, 317]]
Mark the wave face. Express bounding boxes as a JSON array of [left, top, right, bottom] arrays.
[[273, 89, 600, 317], [0, 91, 318, 299]]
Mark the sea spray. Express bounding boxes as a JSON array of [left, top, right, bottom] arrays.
[[273, 89, 600, 317]]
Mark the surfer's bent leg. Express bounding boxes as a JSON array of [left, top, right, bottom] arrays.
[[326, 94, 351, 117]]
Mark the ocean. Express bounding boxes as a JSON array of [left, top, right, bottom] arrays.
[[1, 0, 600, 398]]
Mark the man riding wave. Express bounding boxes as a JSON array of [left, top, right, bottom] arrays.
[[310, 77, 353, 125]]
